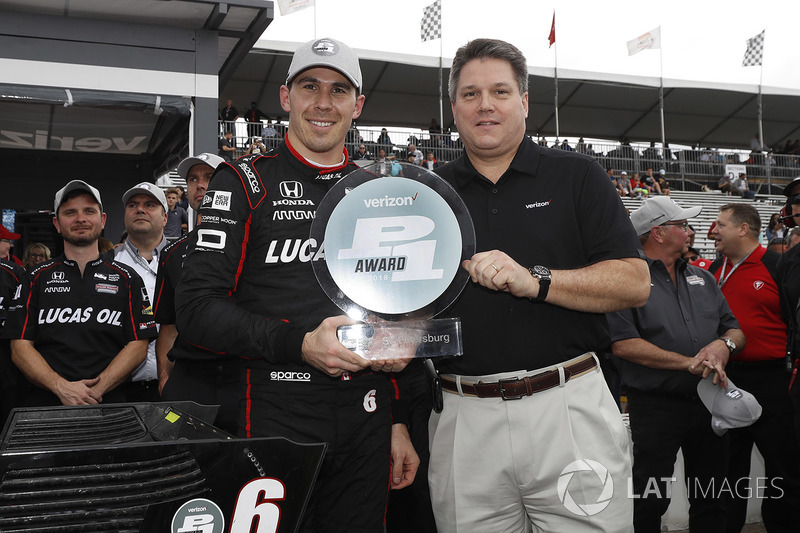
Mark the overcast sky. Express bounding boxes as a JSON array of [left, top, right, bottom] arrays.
[[259, 0, 797, 94]]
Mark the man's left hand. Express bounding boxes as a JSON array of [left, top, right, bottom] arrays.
[[390, 424, 419, 490], [689, 340, 729, 388], [462, 250, 536, 299]]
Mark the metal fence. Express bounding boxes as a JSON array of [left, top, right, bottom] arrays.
[[219, 120, 800, 195]]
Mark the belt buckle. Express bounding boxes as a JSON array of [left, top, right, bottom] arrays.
[[498, 377, 525, 400]]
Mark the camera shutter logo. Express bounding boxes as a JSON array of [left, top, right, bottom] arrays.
[[280, 181, 304, 199], [557, 459, 614, 516]]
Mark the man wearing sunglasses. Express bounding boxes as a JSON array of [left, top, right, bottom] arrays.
[[606, 196, 744, 532], [777, 178, 800, 445]]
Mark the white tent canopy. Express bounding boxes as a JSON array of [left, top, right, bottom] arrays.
[[223, 40, 800, 151]]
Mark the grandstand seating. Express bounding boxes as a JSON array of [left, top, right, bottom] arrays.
[[620, 190, 787, 260]]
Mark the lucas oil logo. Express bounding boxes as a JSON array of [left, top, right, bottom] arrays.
[[39, 307, 122, 326]]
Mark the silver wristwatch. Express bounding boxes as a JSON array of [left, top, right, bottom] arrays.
[[720, 337, 736, 354]]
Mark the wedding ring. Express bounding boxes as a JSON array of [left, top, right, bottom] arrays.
[[491, 263, 499, 272]]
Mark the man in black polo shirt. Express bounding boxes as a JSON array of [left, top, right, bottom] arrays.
[[607, 196, 744, 532], [430, 38, 650, 532], [6, 180, 157, 406], [777, 177, 800, 443]]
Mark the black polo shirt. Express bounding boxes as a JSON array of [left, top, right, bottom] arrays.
[[4, 255, 157, 381], [436, 137, 644, 375], [777, 244, 800, 355], [607, 258, 739, 396]]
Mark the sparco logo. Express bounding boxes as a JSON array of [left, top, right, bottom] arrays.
[[526, 199, 552, 209], [279, 181, 303, 198], [237, 162, 261, 194], [270, 371, 312, 382]]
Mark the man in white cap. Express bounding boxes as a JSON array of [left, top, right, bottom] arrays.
[[5, 180, 156, 407], [175, 39, 418, 532], [113, 182, 168, 402], [152, 153, 243, 434], [617, 170, 631, 197], [606, 195, 744, 532]]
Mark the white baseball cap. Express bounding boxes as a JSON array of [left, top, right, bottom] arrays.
[[630, 196, 702, 236], [122, 182, 168, 212], [697, 377, 762, 436], [286, 37, 362, 93], [620, 171, 628, 176], [54, 180, 103, 213], [176, 153, 225, 181]]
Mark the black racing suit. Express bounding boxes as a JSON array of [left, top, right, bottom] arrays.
[[0, 259, 26, 425], [153, 234, 241, 435], [5, 254, 157, 406], [176, 140, 399, 533]]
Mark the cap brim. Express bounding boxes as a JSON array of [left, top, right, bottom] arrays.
[[674, 205, 702, 221], [0, 228, 21, 240], [54, 180, 103, 213], [697, 375, 726, 413], [176, 154, 225, 180]]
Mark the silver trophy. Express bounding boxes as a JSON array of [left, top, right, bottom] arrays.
[[310, 162, 475, 360]]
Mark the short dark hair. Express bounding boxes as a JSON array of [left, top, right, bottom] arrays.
[[449, 39, 528, 102], [720, 203, 761, 236]]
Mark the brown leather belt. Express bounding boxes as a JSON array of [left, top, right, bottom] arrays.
[[441, 355, 597, 400]]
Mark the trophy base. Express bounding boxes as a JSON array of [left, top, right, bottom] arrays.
[[337, 318, 463, 360]]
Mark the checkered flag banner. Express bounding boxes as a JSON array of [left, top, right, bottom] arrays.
[[742, 30, 765, 67], [421, 0, 442, 42]]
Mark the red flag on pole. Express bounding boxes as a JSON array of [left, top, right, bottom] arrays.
[[548, 12, 556, 47]]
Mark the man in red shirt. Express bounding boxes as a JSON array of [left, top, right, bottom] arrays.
[[0, 226, 23, 267], [709, 203, 800, 532]]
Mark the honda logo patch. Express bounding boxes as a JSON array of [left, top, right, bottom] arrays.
[[280, 181, 304, 199]]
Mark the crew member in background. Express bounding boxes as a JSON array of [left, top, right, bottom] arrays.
[[607, 196, 743, 533], [0, 225, 23, 267], [0, 258, 25, 426], [776, 179, 800, 443], [708, 203, 800, 533], [5, 180, 155, 406], [113, 182, 168, 402], [153, 153, 240, 433]]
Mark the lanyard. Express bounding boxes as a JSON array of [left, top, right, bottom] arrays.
[[717, 249, 754, 288], [124, 240, 157, 278]]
